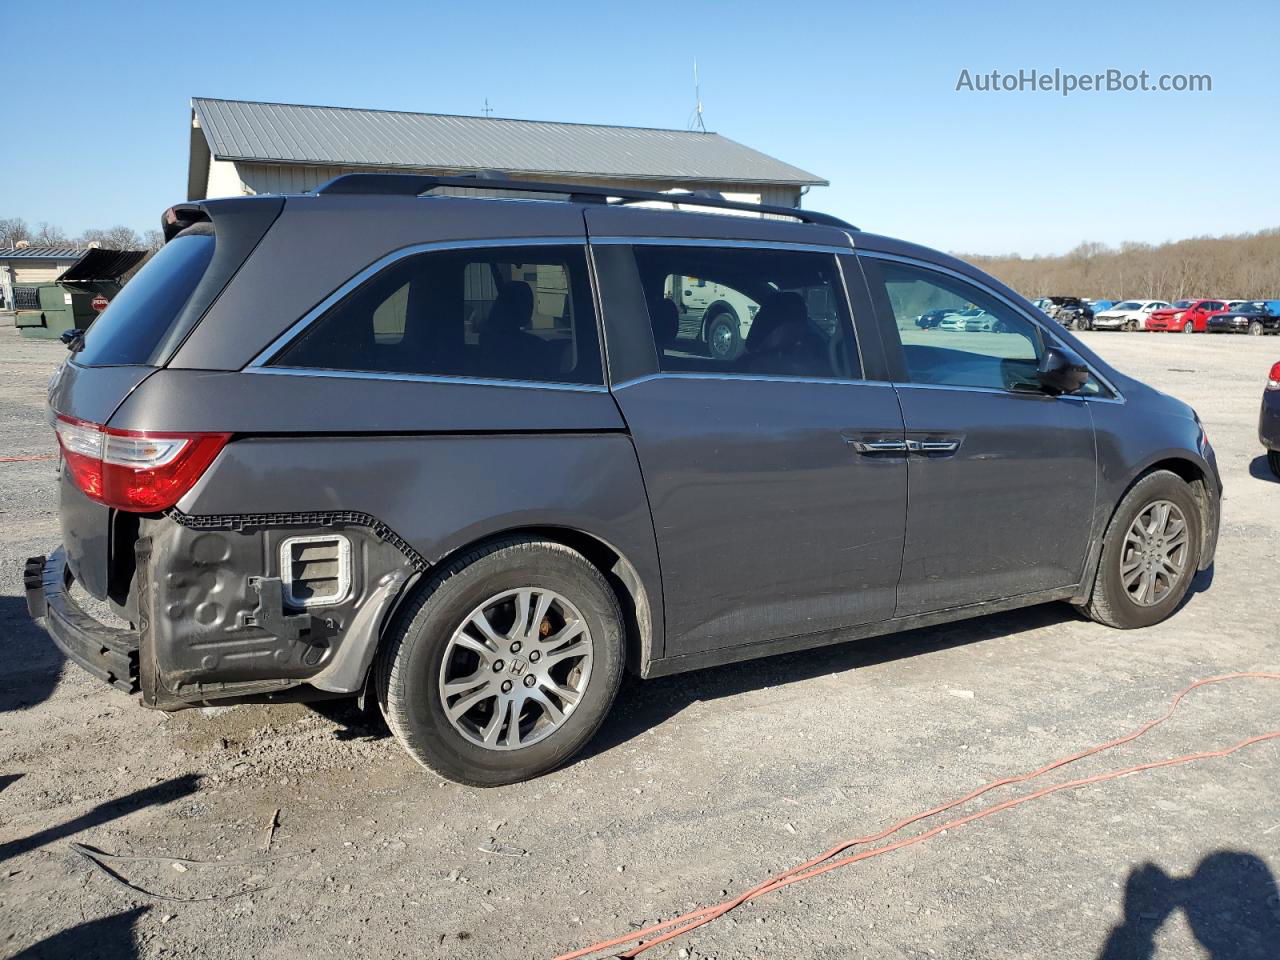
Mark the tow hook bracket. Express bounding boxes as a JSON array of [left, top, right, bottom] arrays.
[[238, 576, 313, 643]]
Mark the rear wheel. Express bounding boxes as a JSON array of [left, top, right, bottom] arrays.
[[1080, 470, 1201, 629], [378, 538, 624, 785]]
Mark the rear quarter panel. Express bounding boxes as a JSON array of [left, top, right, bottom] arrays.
[[175, 431, 665, 657]]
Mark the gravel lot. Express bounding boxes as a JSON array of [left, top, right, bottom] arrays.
[[1, 320, 1277, 959]]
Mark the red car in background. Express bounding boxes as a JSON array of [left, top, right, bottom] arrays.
[[1146, 299, 1227, 332]]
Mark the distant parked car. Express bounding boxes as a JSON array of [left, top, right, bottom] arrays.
[[938, 307, 997, 332], [1045, 297, 1094, 330], [1261, 361, 1280, 478], [1206, 301, 1280, 336], [1087, 300, 1117, 314], [1030, 297, 1054, 313], [916, 308, 952, 329], [1146, 299, 1227, 333], [1092, 300, 1171, 331]]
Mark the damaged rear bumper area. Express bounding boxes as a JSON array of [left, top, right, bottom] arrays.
[[24, 514, 420, 710], [25, 549, 140, 694]]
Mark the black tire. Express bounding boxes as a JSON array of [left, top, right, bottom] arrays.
[[1079, 470, 1202, 629], [377, 537, 624, 786], [704, 308, 742, 361], [1269, 450, 1280, 480], [1125, 320, 1137, 332]]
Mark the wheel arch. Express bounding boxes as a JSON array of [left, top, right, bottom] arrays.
[[1078, 454, 1217, 606], [388, 525, 657, 680], [700, 299, 740, 338]]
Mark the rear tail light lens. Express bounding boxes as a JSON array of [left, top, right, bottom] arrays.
[[1268, 362, 1280, 391], [54, 415, 230, 511]]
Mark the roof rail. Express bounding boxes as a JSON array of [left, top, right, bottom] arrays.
[[312, 172, 857, 229]]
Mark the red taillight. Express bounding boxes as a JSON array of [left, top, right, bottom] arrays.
[[54, 415, 230, 512], [1268, 362, 1280, 391]]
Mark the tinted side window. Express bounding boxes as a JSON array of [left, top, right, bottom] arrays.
[[875, 260, 1045, 393], [631, 246, 859, 380], [76, 233, 215, 367], [273, 245, 602, 385]]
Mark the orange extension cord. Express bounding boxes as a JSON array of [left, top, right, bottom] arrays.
[[554, 672, 1280, 960], [0, 454, 54, 462]]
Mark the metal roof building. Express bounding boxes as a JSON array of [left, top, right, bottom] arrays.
[[187, 97, 826, 211]]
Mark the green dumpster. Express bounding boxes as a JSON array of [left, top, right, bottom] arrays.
[[14, 248, 146, 340]]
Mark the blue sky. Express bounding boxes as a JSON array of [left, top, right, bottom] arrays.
[[2, 0, 1276, 255]]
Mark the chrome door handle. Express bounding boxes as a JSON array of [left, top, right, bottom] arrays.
[[907, 438, 963, 454], [845, 438, 909, 454]]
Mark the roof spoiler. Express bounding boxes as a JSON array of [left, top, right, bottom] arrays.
[[161, 203, 213, 241], [311, 172, 857, 230]]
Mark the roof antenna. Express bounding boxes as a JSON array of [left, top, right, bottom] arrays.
[[689, 60, 706, 133], [481, 98, 493, 118]]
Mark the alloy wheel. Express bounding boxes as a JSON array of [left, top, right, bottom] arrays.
[[438, 587, 593, 750], [1120, 500, 1190, 607]]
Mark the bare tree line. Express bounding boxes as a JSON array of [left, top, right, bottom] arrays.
[[961, 228, 1280, 301], [0, 216, 162, 253]]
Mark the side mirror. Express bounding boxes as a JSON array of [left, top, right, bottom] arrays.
[[60, 329, 85, 350], [1036, 344, 1089, 395]]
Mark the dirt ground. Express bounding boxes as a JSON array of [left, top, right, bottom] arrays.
[[1, 320, 1277, 960]]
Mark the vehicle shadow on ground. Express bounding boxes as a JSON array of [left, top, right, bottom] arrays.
[[10, 906, 148, 959], [1180, 563, 1216, 608], [1246, 455, 1277, 484], [1097, 851, 1280, 959], [0, 774, 201, 864], [581, 601, 1077, 763], [306, 697, 391, 741], [0, 594, 65, 713]]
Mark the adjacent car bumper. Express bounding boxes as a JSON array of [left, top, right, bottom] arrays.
[[24, 549, 140, 694], [1261, 392, 1280, 451]]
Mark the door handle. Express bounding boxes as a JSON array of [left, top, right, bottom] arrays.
[[906, 438, 963, 454], [845, 437, 909, 454]]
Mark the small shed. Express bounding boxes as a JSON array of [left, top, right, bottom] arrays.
[[0, 246, 83, 311]]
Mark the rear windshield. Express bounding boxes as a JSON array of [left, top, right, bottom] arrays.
[[75, 234, 215, 366]]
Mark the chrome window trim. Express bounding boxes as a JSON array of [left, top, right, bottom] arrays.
[[245, 236, 592, 373], [243, 366, 609, 393], [611, 371, 893, 390], [858, 250, 1126, 403], [588, 236, 855, 256]]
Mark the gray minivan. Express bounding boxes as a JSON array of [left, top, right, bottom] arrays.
[[25, 175, 1221, 785]]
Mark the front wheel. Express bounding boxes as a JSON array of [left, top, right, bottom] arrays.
[[1249, 321, 1263, 336], [704, 308, 742, 361], [1125, 320, 1138, 332], [377, 538, 624, 786], [1079, 470, 1202, 629], [1269, 450, 1280, 479], [1183, 320, 1195, 333]]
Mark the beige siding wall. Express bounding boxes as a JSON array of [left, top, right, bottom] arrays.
[[205, 158, 246, 199], [10, 262, 68, 284], [229, 162, 803, 211]]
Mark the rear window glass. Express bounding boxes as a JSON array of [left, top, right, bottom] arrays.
[[75, 234, 215, 366]]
